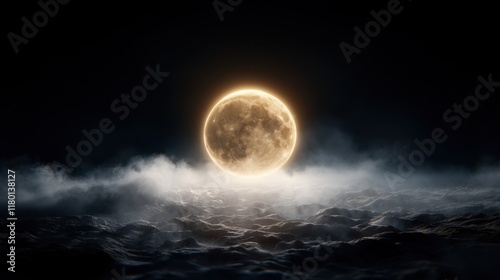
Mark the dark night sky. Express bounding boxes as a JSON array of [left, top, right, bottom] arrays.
[[2, 0, 499, 172]]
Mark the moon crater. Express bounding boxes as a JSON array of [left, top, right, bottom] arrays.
[[204, 90, 297, 176]]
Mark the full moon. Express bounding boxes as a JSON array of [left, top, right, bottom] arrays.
[[204, 89, 297, 177]]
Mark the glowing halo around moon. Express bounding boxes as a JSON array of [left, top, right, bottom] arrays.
[[203, 89, 297, 177]]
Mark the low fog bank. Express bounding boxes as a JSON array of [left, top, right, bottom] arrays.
[[2, 154, 498, 220]]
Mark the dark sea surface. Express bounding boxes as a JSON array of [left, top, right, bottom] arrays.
[[2, 161, 500, 279]]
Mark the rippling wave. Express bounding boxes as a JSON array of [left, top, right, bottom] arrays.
[[3, 183, 500, 280], [2, 158, 499, 279]]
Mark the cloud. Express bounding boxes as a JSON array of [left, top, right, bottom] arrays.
[[2, 151, 498, 221]]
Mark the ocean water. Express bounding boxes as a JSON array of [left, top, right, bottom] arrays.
[[2, 159, 500, 279]]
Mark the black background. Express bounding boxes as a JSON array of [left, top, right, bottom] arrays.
[[2, 0, 499, 172]]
